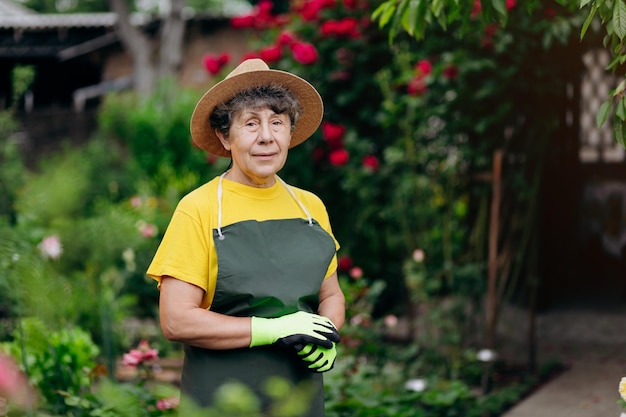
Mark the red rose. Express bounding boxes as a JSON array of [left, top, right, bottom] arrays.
[[230, 14, 255, 28], [202, 55, 223, 75], [337, 17, 359, 37], [506, 0, 516, 10], [257, 0, 273, 16], [297, 0, 324, 21], [471, 0, 481, 17], [338, 255, 353, 271], [291, 41, 319, 64], [322, 122, 346, 148], [485, 24, 499, 36], [329, 148, 349, 166], [240, 51, 260, 62], [321, 20, 339, 37], [218, 53, 230, 65], [259, 45, 282, 63], [442, 64, 459, 80], [362, 155, 380, 172], [407, 76, 427, 96], [544, 7, 556, 18], [277, 30, 296, 46], [414, 59, 432, 76], [343, 0, 356, 9]]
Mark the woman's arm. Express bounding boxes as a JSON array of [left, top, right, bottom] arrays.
[[159, 276, 252, 350], [317, 271, 346, 330]]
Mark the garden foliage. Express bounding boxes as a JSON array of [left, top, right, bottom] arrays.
[[0, 0, 586, 415]]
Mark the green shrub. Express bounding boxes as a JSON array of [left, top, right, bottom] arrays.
[[1, 318, 100, 415]]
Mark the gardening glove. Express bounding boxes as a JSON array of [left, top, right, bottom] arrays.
[[296, 342, 337, 373], [250, 311, 340, 349]]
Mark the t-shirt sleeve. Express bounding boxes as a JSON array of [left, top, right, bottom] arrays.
[[146, 201, 210, 294]]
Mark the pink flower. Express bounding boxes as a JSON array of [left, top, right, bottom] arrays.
[[139, 222, 158, 238], [39, 235, 62, 260], [384, 314, 398, 327], [122, 352, 141, 367], [349, 266, 363, 279], [157, 397, 180, 410], [130, 195, 142, 208], [407, 76, 427, 96], [322, 121, 346, 148], [362, 155, 379, 172], [291, 41, 319, 64], [0, 354, 36, 410], [123, 340, 159, 367], [506, 0, 516, 10], [337, 255, 352, 272], [412, 248, 425, 262], [329, 148, 349, 166], [414, 59, 432, 76], [259, 45, 282, 63]]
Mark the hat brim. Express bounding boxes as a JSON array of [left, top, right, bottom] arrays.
[[190, 66, 323, 157]]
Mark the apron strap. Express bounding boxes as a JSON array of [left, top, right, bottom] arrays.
[[216, 172, 314, 240], [276, 176, 313, 226]]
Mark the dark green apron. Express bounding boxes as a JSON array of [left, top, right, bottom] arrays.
[[180, 175, 336, 416]]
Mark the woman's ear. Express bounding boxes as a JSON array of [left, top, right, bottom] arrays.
[[215, 129, 231, 151]]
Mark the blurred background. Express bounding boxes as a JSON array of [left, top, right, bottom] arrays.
[[0, 0, 625, 416]]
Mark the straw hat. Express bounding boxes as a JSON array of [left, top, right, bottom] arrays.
[[190, 58, 324, 157]]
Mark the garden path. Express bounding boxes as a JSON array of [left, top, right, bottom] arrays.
[[498, 304, 626, 417]]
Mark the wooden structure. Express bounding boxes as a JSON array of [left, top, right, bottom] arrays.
[[0, 0, 249, 158]]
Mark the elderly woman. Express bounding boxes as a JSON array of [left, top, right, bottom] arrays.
[[147, 59, 346, 416]]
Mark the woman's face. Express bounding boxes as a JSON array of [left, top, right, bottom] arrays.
[[216, 107, 292, 187]]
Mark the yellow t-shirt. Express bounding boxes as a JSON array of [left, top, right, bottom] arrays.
[[147, 175, 339, 309]]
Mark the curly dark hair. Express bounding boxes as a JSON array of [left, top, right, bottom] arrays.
[[209, 83, 302, 138]]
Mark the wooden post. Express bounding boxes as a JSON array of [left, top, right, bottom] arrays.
[[486, 150, 503, 349]]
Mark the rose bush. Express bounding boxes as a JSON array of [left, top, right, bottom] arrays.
[[212, 0, 580, 334]]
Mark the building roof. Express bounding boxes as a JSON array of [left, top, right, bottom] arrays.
[[0, 0, 247, 30], [0, 12, 154, 29], [0, 0, 35, 16]]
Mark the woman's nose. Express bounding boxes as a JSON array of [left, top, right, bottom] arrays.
[[258, 121, 273, 142]]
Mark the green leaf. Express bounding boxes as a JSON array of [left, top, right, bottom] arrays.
[[613, 116, 626, 147], [580, 0, 592, 7], [616, 98, 626, 120], [581, 4, 598, 40], [597, 100, 612, 128], [405, 0, 420, 37], [372, 1, 397, 28], [613, 0, 626, 40], [492, 0, 507, 15], [392, 0, 411, 34]]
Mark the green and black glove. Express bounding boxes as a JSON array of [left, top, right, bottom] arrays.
[[250, 311, 340, 349], [296, 343, 337, 373]]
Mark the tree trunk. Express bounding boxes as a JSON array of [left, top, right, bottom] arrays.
[[108, 0, 187, 97], [158, 0, 186, 80]]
